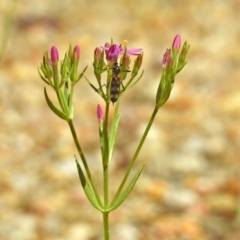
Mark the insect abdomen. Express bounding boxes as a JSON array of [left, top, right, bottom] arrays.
[[110, 76, 120, 103]]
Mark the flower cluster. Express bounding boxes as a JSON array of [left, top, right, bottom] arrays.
[[101, 42, 142, 63], [38, 36, 190, 240], [88, 40, 144, 104], [156, 35, 190, 108], [38, 45, 87, 121]]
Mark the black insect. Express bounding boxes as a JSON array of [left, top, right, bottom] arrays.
[[110, 61, 122, 103], [94, 60, 130, 104]]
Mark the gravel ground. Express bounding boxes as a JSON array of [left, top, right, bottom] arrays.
[[1, 0, 240, 239]]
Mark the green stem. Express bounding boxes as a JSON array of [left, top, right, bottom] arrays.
[[103, 102, 110, 162], [102, 101, 111, 239], [103, 163, 109, 240], [103, 164, 109, 207], [103, 212, 109, 240], [68, 119, 102, 207], [111, 106, 159, 204], [56, 90, 67, 114]]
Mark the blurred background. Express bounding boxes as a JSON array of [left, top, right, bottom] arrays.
[[1, 0, 240, 239]]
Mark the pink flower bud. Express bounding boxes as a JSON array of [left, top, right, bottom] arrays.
[[162, 49, 171, 67], [135, 53, 143, 69], [50, 46, 59, 63], [172, 35, 181, 50], [122, 53, 130, 67], [94, 47, 102, 61], [73, 45, 80, 61], [97, 104, 103, 122]]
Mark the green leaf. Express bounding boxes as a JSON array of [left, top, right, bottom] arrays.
[[84, 76, 99, 92], [75, 158, 104, 211], [44, 87, 70, 121], [75, 65, 88, 84], [126, 70, 144, 90], [109, 101, 120, 162], [108, 163, 145, 212]]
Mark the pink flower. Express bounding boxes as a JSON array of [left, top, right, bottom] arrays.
[[101, 43, 142, 62]]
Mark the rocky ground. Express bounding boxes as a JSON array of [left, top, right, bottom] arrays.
[[0, 0, 240, 239]]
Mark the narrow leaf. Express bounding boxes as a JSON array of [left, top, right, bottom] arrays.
[[84, 76, 99, 92], [109, 101, 121, 162], [75, 158, 104, 211], [127, 70, 144, 90], [108, 163, 145, 212], [44, 87, 70, 121], [76, 65, 88, 83]]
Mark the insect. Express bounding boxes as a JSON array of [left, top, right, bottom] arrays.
[[110, 61, 123, 103], [96, 61, 130, 104]]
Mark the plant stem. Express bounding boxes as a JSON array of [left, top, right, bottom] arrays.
[[68, 119, 102, 206], [103, 164, 109, 208], [103, 102, 110, 162], [103, 212, 109, 240], [102, 101, 110, 239], [103, 164, 109, 240], [111, 106, 159, 204]]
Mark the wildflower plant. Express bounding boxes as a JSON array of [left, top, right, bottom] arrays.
[[38, 35, 190, 239]]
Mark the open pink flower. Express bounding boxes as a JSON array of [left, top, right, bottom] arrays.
[[101, 43, 142, 62]]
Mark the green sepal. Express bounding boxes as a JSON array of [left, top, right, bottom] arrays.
[[58, 89, 70, 114], [155, 70, 173, 108], [156, 80, 172, 108], [108, 163, 145, 212], [58, 73, 70, 89], [75, 158, 104, 211], [44, 87, 70, 121], [109, 101, 121, 162], [38, 68, 51, 86], [84, 76, 99, 92], [176, 61, 187, 74], [75, 65, 88, 85], [84, 76, 107, 101], [40, 57, 52, 79], [125, 70, 144, 91], [52, 62, 59, 88], [61, 56, 71, 81]]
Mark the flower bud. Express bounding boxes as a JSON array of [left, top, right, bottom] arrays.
[[73, 45, 80, 62], [121, 53, 131, 69], [179, 41, 190, 63], [162, 49, 171, 67], [135, 53, 143, 69], [172, 35, 181, 50], [132, 53, 143, 76], [97, 104, 103, 122], [94, 47, 102, 62], [51, 46, 59, 63]]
